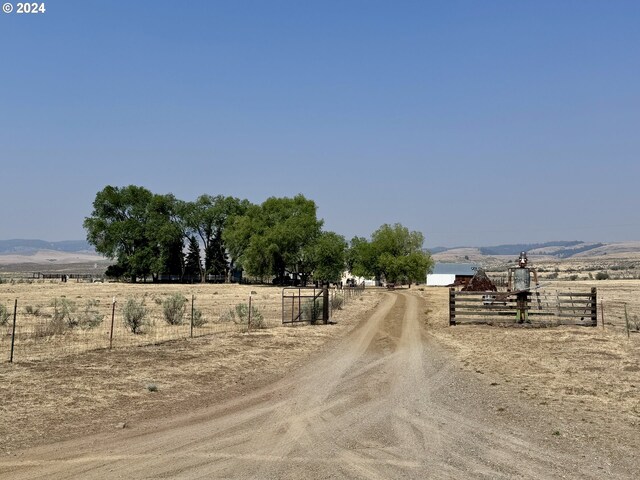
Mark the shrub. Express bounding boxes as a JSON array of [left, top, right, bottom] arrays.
[[122, 298, 148, 334], [52, 298, 77, 329], [24, 305, 42, 316], [34, 316, 67, 337], [569, 274, 579, 281], [303, 299, 323, 324], [162, 293, 187, 325], [595, 271, 610, 280], [0, 304, 11, 326], [221, 303, 264, 328], [191, 307, 207, 327], [78, 299, 104, 329], [49, 298, 103, 330], [330, 295, 344, 311]]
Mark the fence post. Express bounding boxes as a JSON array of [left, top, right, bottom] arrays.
[[248, 295, 252, 331], [449, 288, 456, 326], [624, 303, 630, 339], [190, 295, 194, 338], [323, 285, 329, 324], [109, 297, 116, 350], [9, 299, 17, 363], [591, 287, 597, 327], [600, 302, 605, 330]]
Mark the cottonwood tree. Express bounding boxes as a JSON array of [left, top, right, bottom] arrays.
[[84, 185, 155, 282], [84, 186, 185, 282], [349, 223, 433, 284], [309, 231, 347, 283], [223, 194, 323, 283]]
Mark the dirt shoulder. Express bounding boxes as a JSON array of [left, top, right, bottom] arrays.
[[0, 291, 382, 453]]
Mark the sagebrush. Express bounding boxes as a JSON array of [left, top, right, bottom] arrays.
[[0, 304, 11, 326], [162, 293, 187, 325], [220, 302, 264, 328], [122, 298, 148, 334]]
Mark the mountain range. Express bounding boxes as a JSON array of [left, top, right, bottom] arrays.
[[1, 239, 639, 265]]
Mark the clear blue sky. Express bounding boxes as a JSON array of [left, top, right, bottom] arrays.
[[1, 1, 638, 246]]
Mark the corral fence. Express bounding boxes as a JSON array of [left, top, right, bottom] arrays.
[[449, 287, 598, 327], [1, 293, 281, 363], [282, 284, 366, 324]]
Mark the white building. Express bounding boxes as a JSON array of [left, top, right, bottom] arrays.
[[426, 263, 478, 286]]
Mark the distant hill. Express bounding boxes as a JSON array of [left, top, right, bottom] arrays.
[[428, 241, 640, 262], [478, 241, 605, 258], [0, 239, 94, 255]]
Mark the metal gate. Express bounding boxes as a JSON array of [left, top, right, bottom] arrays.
[[282, 287, 329, 324]]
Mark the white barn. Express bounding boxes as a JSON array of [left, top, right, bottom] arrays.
[[426, 263, 478, 286]]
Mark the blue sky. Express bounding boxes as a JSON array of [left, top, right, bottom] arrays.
[[1, 1, 638, 246]]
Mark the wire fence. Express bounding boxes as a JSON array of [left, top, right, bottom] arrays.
[[0, 283, 375, 363], [599, 301, 640, 337], [0, 290, 284, 363]]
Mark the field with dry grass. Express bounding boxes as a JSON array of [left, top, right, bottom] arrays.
[[2, 276, 639, 461], [0, 283, 380, 452], [0, 282, 361, 362], [421, 279, 640, 453]]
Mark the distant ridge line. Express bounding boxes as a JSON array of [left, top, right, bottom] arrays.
[[0, 239, 93, 254]]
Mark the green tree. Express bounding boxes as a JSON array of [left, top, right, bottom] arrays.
[[146, 193, 185, 280], [84, 185, 155, 282], [349, 223, 433, 284], [84, 186, 185, 282], [182, 195, 250, 281], [310, 231, 347, 283], [224, 194, 323, 282], [348, 236, 379, 280], [184, 235, 202, 281]]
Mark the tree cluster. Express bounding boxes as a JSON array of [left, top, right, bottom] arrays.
[[84, 186, 347, 284], [84, 186, 432, 285]]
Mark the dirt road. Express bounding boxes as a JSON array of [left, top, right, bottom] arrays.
[[0, 292, 634, 478]]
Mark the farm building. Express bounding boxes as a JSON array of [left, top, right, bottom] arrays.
[[426, 263, 478, 287]]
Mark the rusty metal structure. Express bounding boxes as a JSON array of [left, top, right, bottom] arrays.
[[507, 252, 540, 323]]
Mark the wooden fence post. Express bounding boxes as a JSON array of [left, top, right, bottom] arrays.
[[449, 288, 456, 326], [600, 302, 605, 330], [248, 295, 252, 331]]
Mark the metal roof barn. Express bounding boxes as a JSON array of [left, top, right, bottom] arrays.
[[426, 263, 478, 286]]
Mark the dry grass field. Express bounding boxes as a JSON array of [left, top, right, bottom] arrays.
[[422, 279, 640, 454], [0, 283, 380, 452], [0, 282, 360, 362], [1, 276, 639, 461]]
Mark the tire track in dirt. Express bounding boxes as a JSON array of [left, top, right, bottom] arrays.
[[0, 291, 633, 479]]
